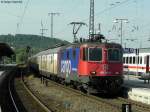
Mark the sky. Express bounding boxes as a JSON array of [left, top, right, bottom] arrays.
[[0, 0, 150, 48]]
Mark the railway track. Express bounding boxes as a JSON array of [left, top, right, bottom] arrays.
[[23, 76, 119, 112], [13, 73, 150, 112], [45, 79, 121, 111], [14, 78, 52, 112], [56, 80, 150, 112], [8, 73, 20, 112], [26, 75, 150, 112], [0, 66, 52, 112], [0, 68, 22, 112]]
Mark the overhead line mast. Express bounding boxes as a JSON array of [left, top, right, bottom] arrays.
[[89, 0, 105, 42], [48, 12, 60, 38], [40, 20, 48, 37], [89, 0, 95, 39]]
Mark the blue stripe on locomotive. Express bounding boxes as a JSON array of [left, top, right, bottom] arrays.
[[60, 47, 80, 76]]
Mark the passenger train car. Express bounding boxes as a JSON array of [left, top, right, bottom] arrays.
[[29, 42, 123, 94], [123, 52, 150, 77]]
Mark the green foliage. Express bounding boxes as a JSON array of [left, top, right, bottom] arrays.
[[0, 34, 69, 64], [15, 48, 27, 64]]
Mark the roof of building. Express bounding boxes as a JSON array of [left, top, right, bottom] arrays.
[[0, 43, 14, 57]]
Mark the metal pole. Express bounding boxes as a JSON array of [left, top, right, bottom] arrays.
[[98, 23, 101, 34], [115, 19, 128, 46], [121, 20, 123, 46], [48, 12, 59, 38], [51, 14, 53, 38]]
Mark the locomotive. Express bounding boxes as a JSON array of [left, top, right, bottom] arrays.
[[29, 36, 123, 94]]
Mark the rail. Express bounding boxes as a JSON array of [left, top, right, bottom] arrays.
[[21, 80, 51, 112], [8, 67, 52, 112], [8, 70, 20, 112]]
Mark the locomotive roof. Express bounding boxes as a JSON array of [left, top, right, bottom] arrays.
[[33, 42, 122, 57], [60, 42, 122, 49]]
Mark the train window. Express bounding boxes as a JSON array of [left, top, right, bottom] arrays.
[[133, 57, 135, 64], [88, 48, 102, 61], [126, 57, 128, 64], [129, 57, 132, 64], [83, 48, 88, 61], [108, 49, 121, 61], [51, 55, 53, 63], [123, 57, 125, 63]]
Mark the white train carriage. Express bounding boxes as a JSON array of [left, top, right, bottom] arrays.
[[123, 53, 150, 76], [37, 47, 61, 77]]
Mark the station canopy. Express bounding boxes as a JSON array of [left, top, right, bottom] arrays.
[[0, 43, 14, 57]]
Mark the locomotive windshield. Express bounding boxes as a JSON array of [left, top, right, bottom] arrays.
[[89, 48, 102, 61], [108, 49, 122, 61]]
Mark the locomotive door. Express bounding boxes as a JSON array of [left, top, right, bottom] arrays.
[[146, 55, 149, 73]]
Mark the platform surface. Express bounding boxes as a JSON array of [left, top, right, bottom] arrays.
[[123, 75, 150, 88], [123, 75, 150, 105]]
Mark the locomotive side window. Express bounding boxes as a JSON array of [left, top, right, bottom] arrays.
[[88, 48, 102, 61], [108, 49, 121, 61]]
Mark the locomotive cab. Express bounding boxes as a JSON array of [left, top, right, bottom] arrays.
[[78, 43, 123, 77], [78, 43, 123, 93]]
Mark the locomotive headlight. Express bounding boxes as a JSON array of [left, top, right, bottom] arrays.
[[90, 71, 97, 75]]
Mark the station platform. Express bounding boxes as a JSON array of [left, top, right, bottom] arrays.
[[123, 75, 150, 105], [123, 75, 150, 88]]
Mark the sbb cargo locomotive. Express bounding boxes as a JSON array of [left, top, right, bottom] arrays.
[[29, 41, 123, 94]]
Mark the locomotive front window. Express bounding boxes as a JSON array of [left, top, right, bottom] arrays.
[[108, 49, 122, 61], [88, 48, 102, 61]]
